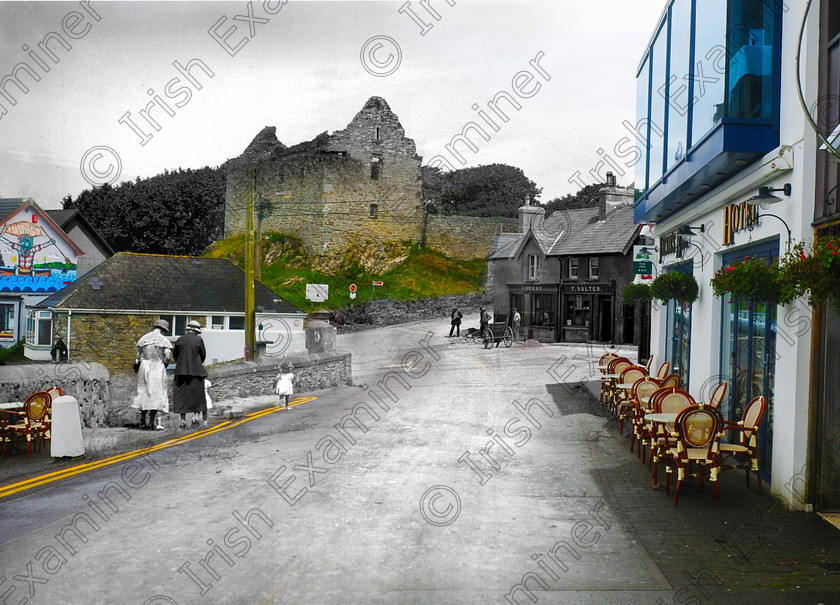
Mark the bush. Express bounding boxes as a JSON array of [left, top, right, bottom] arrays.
[[0, 340, 25, 365], [779, 237, 840, 308], [650, 272, 698, 303], [622, 283, 652, 305], [710, 257, 790, 305]]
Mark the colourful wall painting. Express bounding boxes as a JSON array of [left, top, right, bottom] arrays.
[[0, 209, 77, 293]]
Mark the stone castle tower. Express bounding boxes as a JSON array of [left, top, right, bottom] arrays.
[[224, 97, 424, 261]]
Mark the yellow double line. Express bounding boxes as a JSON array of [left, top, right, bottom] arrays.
[[0, 396, 317, 500]]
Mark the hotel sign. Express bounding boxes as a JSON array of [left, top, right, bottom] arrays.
[[722, 200, 759, 246], [659, 232, 689, 262]]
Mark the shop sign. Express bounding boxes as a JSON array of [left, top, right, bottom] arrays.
[[659, 232, 689, 261], [722, 200, 759, 246], [564, 283, 610, 294], [516, 284, 557, 292]]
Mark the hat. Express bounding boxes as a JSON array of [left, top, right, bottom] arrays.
[[187, 320, 202, 333], [153, 319, 170, 334]]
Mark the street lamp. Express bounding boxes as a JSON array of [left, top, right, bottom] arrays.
[[746, 184, 793, 251]]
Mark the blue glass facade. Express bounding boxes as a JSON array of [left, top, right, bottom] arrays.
[[634, 0, 783, 223]]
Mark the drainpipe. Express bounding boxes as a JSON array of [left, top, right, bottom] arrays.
[[67, 310, 72, 362]]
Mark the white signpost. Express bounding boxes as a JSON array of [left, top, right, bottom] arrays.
[[633, 245, 656, 282], [306, 283, 329, 302]]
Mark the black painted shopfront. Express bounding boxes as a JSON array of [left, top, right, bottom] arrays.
[[560, 282, 614, 343]]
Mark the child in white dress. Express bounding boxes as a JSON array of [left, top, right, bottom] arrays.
[[273, 361, 294, 410]]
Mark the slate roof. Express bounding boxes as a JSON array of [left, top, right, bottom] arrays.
[[37, 252, 304, 314], [0, 198, 33, 220], [45, 208, 115, 256], [488, 204, 641, 260]]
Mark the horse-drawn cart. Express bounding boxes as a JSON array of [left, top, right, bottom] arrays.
[[480, 315, 514, 349]]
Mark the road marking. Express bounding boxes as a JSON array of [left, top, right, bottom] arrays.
[[0, 396, 318, 499]]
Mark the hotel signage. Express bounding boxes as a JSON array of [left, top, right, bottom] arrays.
[[722, 200, 759, 246], [659, 232, 689, 262]]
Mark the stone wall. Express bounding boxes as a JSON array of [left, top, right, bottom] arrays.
[[424, 215, 518, 260], [207, 351, 352, 400], [53, 312, 156, 375]]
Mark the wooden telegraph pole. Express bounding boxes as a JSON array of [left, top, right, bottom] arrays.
[[245, 160, 256, 362]]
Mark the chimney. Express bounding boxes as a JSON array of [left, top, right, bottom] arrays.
[[518, 197, 545, 233], [606, 171, 616, 187], [598, 186, 607, 222]]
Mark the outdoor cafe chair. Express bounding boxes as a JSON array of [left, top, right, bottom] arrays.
[[644, 355, 654, 372], [629, 377, 661, 457], [708, 382, 727, 409], [664, 404, 726, 507], [616, 366, 648, 433], [656, 361, 671, 380], [599, 353, 620, 403], [661, 373, 681, 389], [720, 396, 767, 494], [604, 358, 633, 413], [648, 388, 695, 485], [2, 391, 52, 457]]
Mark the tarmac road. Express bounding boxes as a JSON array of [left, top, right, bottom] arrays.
[[0, 319, 837, 604]]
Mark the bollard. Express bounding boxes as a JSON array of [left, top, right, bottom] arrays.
[[51, 395, 85, 457]]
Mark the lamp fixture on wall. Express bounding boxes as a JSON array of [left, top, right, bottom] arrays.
[[676, 224, 705, 238], [749, 183, 792, 209]]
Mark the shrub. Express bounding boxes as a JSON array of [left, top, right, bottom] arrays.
[[650, 271, 699, 303], [711, 257, 791, 305], [622, 283, 652, 305]]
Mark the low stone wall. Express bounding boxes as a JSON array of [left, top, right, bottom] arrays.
[[207, 351, 352, 400], [332, 292, 492, 331], [0, 363, 111, 427], [425, 215, 518, 259]]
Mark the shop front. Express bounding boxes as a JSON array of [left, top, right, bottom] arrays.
[[560, 282, 614, 343], [508, 284, 558, 342]]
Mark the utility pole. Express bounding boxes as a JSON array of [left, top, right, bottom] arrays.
[[255, 198, 264, 283], [245, 159, 256, 362]]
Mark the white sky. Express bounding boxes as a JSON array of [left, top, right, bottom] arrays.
[[0, 0, 665, 209]]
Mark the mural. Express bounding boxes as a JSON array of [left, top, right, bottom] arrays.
[[0, 215, 77, 293]]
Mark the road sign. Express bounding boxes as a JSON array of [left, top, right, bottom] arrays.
[[350, 292, 356, 299], [633, 260, 653, 274], [372, 281, 384, 286], [305, 283, 329, 302], [349, 283, 357, 293]]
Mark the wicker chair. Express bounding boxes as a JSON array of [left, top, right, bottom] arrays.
[[708, 382, 727, 408], [665, 404, 726, 506], [649, 388, 695, 485], [656, 361, 671, 380], [616, 367, 649, 434], [661, 373, 681, 389], [720, 396, 767, 494], [2, 391, 52, 457], [630, 377, 661, 457]]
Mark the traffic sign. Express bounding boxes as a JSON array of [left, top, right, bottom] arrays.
[[349, 283, 357, 293], [305, 283, 329, 302], [350, 292, 356, 299], [372, 281, 384, 286]]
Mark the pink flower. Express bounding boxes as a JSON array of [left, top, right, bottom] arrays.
[[726, 266, 734, 271]]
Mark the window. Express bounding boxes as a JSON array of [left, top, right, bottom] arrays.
[[229, 315, 245, 330], [531, 294, 555, 327], [589, 257, 599, 280], [569, 257, 579, 280], [278, 162, 284, 184], [212, 316, 225, 330], [370, 203, 378, 218], [158, 314, 188, 336], [370, 157, 380, 180], [375, 126, 381, 140], [0, 303, 14, 339], [527, 254, 539, 280], [26, 310, 52, 346]]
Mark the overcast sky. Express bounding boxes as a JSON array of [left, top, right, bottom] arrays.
[[0, 0, 665, 209]]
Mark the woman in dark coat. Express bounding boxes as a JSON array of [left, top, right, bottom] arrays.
[[173, 320, 208, 429]]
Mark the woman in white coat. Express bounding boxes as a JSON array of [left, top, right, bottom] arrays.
[[131, 319, 172, 430]]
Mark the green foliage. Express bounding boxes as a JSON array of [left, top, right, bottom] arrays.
[[203, 233, 486, 312], [650, 271, 699, 303], [422, 164, 541, 217], [63, 166, 226, 255], [0, 340, 25, 365], [711, 257, 791, 305], [779, 237, 840, 308], [622, 283, 651, 305], [542, 183, 604, 215]]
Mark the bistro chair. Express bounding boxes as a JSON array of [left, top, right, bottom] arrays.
[[720, 396, 767, 494], [605, 358, 633, 412], [616, 366, 649, 433], [708, 382, 727, 408], [629, 377, 661, 457], [644, 356, 654, 372], [648, 388, 695, 485], [2, 391, 52, 457], [656, 361, 671, 380], [661, 373, 681, 389], [664, 404, 726, 507], [599, 354, 620, 404]]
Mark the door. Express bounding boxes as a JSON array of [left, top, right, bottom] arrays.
[[599, 297, 612, 342]]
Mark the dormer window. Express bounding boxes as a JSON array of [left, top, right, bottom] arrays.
[[371, 157, 381, 180]]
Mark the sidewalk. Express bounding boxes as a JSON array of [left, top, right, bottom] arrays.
[[0, 390, 328, 487], [577, 379, 840, 602]]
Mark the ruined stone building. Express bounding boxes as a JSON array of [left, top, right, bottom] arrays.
[[224, 97, 424, 263]]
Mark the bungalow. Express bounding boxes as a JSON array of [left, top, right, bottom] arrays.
[[34, 252, 307, 370]]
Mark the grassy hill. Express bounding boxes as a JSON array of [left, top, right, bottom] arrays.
[[203, 233, 487, 312]]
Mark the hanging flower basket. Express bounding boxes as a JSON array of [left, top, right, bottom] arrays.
[[779, 236, 840, 308], [622, 283, 652, 305], [649, 272, 698, 303], [710, 256, 791, 306]]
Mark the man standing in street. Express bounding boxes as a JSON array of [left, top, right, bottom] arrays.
[[449, 307, 462, 337], [173, 320, 208, 429], [512, 308, 521, 342]]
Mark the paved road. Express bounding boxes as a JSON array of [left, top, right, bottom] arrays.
[[0, 320, 837, 604]]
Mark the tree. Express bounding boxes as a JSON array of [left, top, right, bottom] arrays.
[[64, 167, 226, 255], [421, 163, 541, 217], [541, 183, 604, 216]]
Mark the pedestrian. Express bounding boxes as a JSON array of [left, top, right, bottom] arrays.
[[480, 307, 491, 338], [449, 307, 462, 337], [512, 309, 521, 341], [273, 361, 295, 410], [173, 320, 208, 429], [131, 319, 172, 430]]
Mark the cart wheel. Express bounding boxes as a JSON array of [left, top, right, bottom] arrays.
[[504, 327, 513, 348]]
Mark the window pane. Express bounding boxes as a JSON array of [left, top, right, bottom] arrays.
[[229, 316, 245, 330], [692, 0, 727, 141], [667, 0, 691, 169], [635, 55, 651, 197], [212, 316, 224, 330], [0, 304, 13, 338], [649, 25, 668, 184], [727, 0, 776, 119], [37, 318, 51, 345], [174, 315, 187, 336]]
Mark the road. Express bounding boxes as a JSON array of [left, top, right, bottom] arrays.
[[0, 319, 835, 604]]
